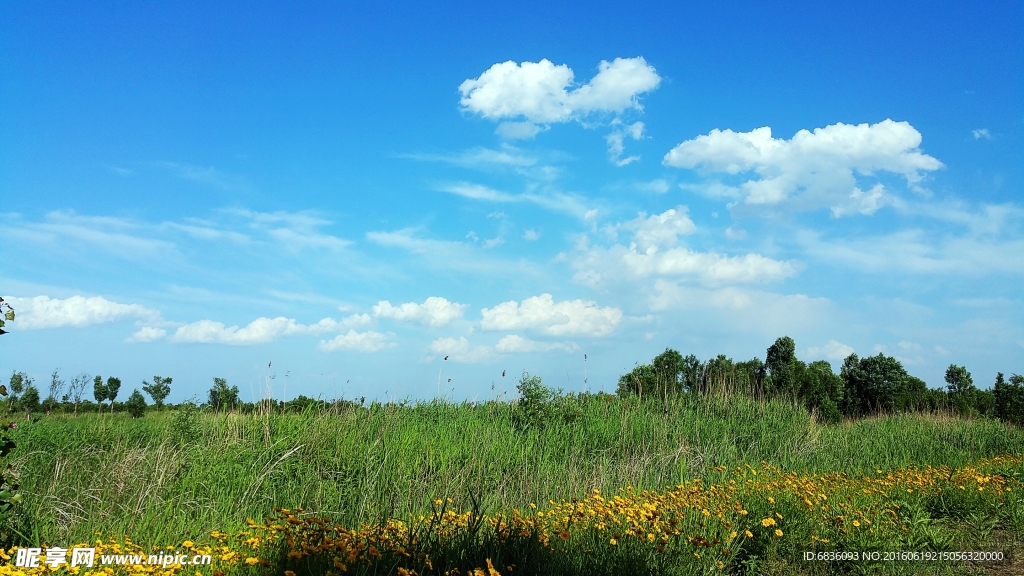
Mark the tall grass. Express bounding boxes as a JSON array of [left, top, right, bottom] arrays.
[[6, 393, 1022, 548]]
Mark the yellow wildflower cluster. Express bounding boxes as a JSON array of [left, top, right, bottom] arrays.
[[2, 455, 1018, 575]]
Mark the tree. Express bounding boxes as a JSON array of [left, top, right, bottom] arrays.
[[46, 369, 64, 415], [20, 384, 40, 419], [799, 360, 844, 423], [93, 376, 108, 412], [994, 373, 1024, 426], [68, 373, 90, 416], [125, 389, 147, 418], [765, 336, 798, 396], [945, 364, 978, 415], [840, 353, 910, 416], [142, 375, 172, 410], [106, 377, 121, 414], [208, 377, 239, 412], [8, 372, 27, 410]]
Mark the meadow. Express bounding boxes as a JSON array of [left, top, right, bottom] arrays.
[[2, 392, 1023, 575]]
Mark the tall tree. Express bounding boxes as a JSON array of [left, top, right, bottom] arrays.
[[106, 377, 122, 414], [945, 364, 977, 415], [93, 375, 108, 412], [142, 376, 172, 410], [765, 336, 798, 396], [994, 373, 1024, 426]]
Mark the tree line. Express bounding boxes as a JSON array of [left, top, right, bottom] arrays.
[[616, 336, 1024, 425], [5, 371, 248, 418]]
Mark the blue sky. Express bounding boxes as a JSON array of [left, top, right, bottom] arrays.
[[2, 1, 1022, 404]]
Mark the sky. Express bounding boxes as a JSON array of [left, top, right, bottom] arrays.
[[1, 1, 1022, 405]]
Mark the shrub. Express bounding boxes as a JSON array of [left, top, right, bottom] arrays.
[[512, 372, 555, 430], [169, 399, 201, 445], [125, 389, 147, 418]]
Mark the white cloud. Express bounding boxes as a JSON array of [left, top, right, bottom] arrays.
[[0, 211, 176, 261], [571, 208, 799, 286], [318, 330, 395, 353], [496, 121, 544, 140], [126, 327, 167, 343], [494, 334, 578, 353], [480, 293, 622, 336], [972, 128, 991, 140], [796, 228, 1024, 275], [663, 119, 943, 216], [372, 297, 467, 327], [438, 182, 591, 218], [523, 229, 541, 241], [169, 313, 369, 345], [459, 57, 660, 130], [429, 336, 491, 363], [4, 295, 160, 329], [636, 179, 671, 193], [805, 339, 855, 361], [607, 121, 645, 166]]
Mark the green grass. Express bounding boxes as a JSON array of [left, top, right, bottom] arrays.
[[6, 392, 1022, 554]]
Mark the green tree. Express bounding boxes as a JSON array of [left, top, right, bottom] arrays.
[[208, 377, 240, 412], [513, 372, 555, 430], [994, 373, 1024, 426], [945, 364, 978, 415], [93, 375, 108, 412], [765, 336, 799, 396], [840, 353, 910, 416], [7, 372, 27, 410], [68, 373, 89, 416], [106, 377, 121, 414], [142, 375, 172, 410], [20, 384, 39, 418], [125, 389, 147, 418], [798, 360, 844, 423]]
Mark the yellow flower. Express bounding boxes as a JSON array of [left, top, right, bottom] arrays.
[[852, 520, 861, 527], [774, 529, 783, 537], [767, 496, 775, 504], [285, 571, 296, 576], [744, 530, 753, 538], [245, 558, 260, 566], [559, 531, 570, 541], [761, 517, 776, 527], [182, 540, 194, 549], [647, 533, 655, 542], [609, 538, 618, 546]]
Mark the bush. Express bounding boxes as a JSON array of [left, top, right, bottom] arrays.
[[512, 372, 555, 430], [170, 399, 201, 445], [125, 389, 147, 418]]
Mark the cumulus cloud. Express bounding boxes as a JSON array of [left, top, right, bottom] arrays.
[[319, 330, 395, 353], [805, 339, 855, 361], [480, 294, 622, 336], [4, 295, 160, 329], [429, 336, 491, 363], [372, 297, 467, 327], [663, 119, 943, 216], [459, 57, 660, 137], [494, 334, 578, 353], [572, 208, 799, 286], [126, 327, 167, 343], [169, 313, 370, 345]]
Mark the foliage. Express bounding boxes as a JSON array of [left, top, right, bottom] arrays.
[[169, 398, 202, 445], [512, 371, 555, 430], [840, 353, 910, 416], [0, 297, 13, 336], [141, 375, 172, 410], [18, 385, 39, 417], [125, 389, 147, 418], [208, 377, 240, 412], [44, 369, 64, 416], [92, 375, 107, 410], [994, 372, 1024, 426], [105, 376, 121, 414]]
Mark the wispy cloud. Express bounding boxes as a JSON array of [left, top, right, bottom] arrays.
[[437, 182, 592, 218]]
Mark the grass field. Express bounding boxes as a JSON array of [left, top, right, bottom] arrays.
[[3, 393, 1023, 575]]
